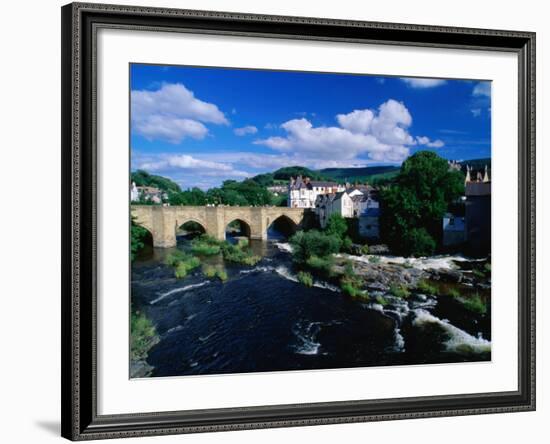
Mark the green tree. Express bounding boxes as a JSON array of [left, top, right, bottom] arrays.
[[289, 230, 342, 264], [131, 169, 181, 193], [130, 218, 149, 261], [325, 214, 348, 239], [380, 151, 464, 256]]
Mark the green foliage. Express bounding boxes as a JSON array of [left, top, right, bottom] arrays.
[[447, 288, 461, 298], [168, 187, 207, 206], [416, 279, 438, 296], [380, 151, 465, 256], [297, 271, 314, 287], [130, 310, 157, 360], [130, 218, 149, 262], [339, 268, 366, 299], [305, 255, 334, 277], [360, 244, 369, 255], [390, 284, 411, 299], [472, 269, 485, 278], [273, 166, 327, 181], [191, 237, 221, 256], [484, 262, 491, 273], [174, 256, 201, 279], [202, 265, 228, 281], [325, 214, 348, 239], [250, 172, 275, 187], [375, 295, 389, 306], [460, 293, 487, 315], [131, 170, 181, 194], [221, 241, 261, 266], [289, 230, 341, 264], [368, 255, 381, 264], [202, 265, 217, 278], [237, 238, 249, 249], [164, 250, 189, 267], [320, 165, 400, 182]]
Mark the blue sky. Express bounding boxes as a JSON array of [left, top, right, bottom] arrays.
[[130, 64, 491, 190]]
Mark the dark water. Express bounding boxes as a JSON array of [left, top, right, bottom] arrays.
[[131, 237, 491, 378]]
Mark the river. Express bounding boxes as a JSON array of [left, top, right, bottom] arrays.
[[131, 233, 491, 378]]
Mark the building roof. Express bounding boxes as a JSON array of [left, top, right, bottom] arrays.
[[310, 181, 339, 187], [289, 176, 338, 190]]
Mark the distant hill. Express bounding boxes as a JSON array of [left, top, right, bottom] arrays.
[[131, 169, 181, 193], [320, 165, 400, 183]]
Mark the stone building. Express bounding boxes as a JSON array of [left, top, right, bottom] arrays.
[[288, 176, 344, 208], [464, 165, 491, 256]]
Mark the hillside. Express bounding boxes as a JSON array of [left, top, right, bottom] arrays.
[[131, 169, 181, 193]]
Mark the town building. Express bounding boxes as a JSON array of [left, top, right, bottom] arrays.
[[315, 185, 380, 240], [464, 164, 491, 256], [131, 184, 167, 204], [130, 182, 139, 202], [288, 176, 345, 208]]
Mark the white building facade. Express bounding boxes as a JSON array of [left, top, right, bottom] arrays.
[[288, 176, 345, 208]]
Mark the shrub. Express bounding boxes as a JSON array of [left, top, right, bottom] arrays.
[[360, 244, 369, 255], [375, 295, 389, 306], [202, 265, 217, 278], [368, 255, 381, 264], [221, 242, 261, 266], [130, 310, 157, 360], [164, 250, 189, 267], [390, 284, 410, 299], [447, 288, 461, 299], [216, 269, 228, 282], [191, 241, 221, 256], [416, 279, 438, 296], [289, 230, 341, 264], [237, 238, 249, 249], [484, 262, 491, 273], [306, 255, 334, 277], [460, 293, 487, 315], [297, 271, 314, 287], [174, 256, 201, 279]]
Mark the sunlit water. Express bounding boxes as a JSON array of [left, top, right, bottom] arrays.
[[131, 234, 491, 378]]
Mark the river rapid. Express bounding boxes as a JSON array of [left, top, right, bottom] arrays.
[[131, 235, 491, 378]]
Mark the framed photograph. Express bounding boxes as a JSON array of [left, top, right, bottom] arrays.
[[61, 2, 535, 440]]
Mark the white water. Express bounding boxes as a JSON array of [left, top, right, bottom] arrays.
[[392, 327, 406, 352], [340, 253, 485, 271], [151, 281, 209, 305], [274, 242, 293, 253], [412, 309, 491, 354]]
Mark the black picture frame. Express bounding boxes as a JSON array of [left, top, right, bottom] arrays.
[[61, 2, 536, 440]]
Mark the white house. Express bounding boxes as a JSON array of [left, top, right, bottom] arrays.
[[288, 176, 345, 208], [130, 182, 139, 202], [315, 190, 355, 228]]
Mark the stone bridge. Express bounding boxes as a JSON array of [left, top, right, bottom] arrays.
[[131, 205, 308, 247]]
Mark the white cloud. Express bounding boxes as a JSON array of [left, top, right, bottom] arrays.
[[416, 136, 445, 148], [131, 83, 228, 143], [401, 78, 447, 88], [254, 99, 419, 163], [471, 108, 482, 117], [234, 125, 258, 136], [472, 82, 491, 97], [139, 154, 233, 172]]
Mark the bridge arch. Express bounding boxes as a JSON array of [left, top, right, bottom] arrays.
[[176, 219, 207, 239], [225, 218, 252, 239], [267, 214, 298, 239]]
